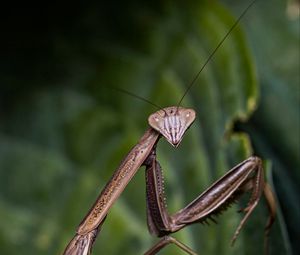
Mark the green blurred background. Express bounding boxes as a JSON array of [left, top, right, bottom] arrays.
[[0, 0, 299, 254]]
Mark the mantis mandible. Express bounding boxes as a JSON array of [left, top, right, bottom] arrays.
[[63, 1, 276, 254]]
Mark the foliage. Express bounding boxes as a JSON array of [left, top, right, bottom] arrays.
[[0, 1, 298, 254]]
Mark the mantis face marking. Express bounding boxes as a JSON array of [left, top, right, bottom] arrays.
[[148, 106, 196, 147]]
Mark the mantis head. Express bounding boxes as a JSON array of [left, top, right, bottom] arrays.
[[148, 106, 196, 147]]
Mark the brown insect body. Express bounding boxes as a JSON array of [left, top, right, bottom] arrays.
[[63, 106, 275, 255], [62, 1, 276, 254]]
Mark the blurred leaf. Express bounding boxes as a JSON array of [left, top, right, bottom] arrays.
[[0, 1, 297, 255]]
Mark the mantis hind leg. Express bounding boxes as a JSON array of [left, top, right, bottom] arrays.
[[143, 152, 276, 255]]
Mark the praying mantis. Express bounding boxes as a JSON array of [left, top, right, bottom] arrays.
[[63, 1, 276, 254]]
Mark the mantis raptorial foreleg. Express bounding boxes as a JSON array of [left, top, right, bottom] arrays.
[[63, 128, 160, 255], [63, 228, 99, 255], [143, 147, 276, 255]]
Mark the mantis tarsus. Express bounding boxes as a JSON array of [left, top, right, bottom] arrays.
[[63, 1, 276, 255]]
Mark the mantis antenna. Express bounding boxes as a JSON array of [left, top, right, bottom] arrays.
[[115, 0, 257, 113], [177, 0, 257, 107], [112, 87, 163, 110], [112, 87, 168, 116]]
